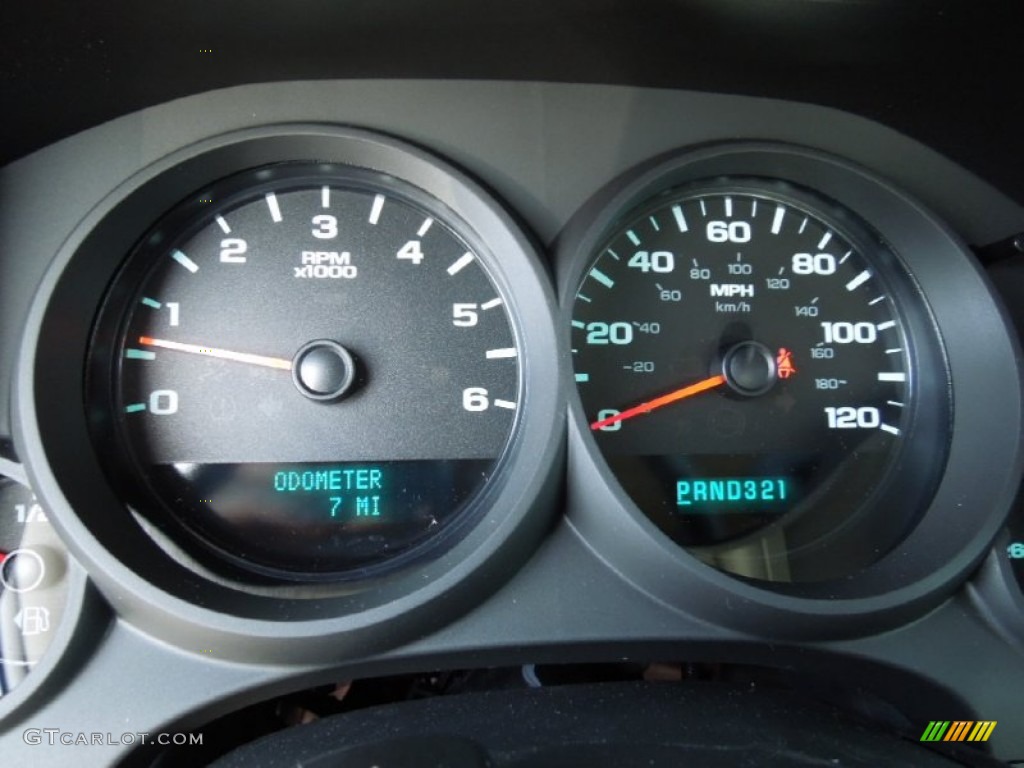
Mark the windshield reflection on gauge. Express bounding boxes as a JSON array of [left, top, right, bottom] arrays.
[[0, 473, 68, 697]]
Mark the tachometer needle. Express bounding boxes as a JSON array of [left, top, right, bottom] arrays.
[[138, 337, 293, 371], [590, 374, 726, 430]]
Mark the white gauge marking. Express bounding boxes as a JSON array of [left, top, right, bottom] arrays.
[[215, 215, 231, 234], [724, 197, 733, 217], [590, 268, 615, 288], [481, 298, 503, 310], [125, 349, 156, 360], [572, 320, 586, 329], [486, 348, 517, 360], [141, 297, 162, 309], [447, 252, 475, 275], [672, 205, 688, 232], [649, 215, 660, 231], [750, 199, 758, 217], [880, 424, 901, 436], [369, 194, 386, 225], [417, 218, 434, 237], [798, 217, 808, 234], [887, 400, 905, 407], [839, 250, 852, 265], [818, 231, 833, 249], [885, 348, 902, 355], [627, 230, 640, 245], [869, 296, 886, 306], [493, 399, 517, 410], [771, 204, 785, 234], [876, 320, 896, 331], [125, 403, 147, 413], [699, 200, 707, 216], [878, 372, 906, 382], [607, 249, 620, 260], [576, 293, 592, 303], [171, 249, 199, 273], [265, 192, 282, 222], [575, 373, 590, 382], [845, 270, 872, 291], [321, 186, 330, 208]]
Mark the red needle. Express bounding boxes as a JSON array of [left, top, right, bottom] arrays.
[[138, 337, 293, 371], [590, 374, 727, 430]]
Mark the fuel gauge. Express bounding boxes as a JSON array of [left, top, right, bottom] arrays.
[[0, 467, 69, 697]]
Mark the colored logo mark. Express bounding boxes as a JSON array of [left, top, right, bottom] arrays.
[[920, 721, 997, 742]]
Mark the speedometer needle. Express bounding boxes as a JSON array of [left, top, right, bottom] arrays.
[[138, 337, 293, 371], [590, 374, 726, 430]]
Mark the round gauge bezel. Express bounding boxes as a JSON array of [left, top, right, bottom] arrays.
[[567, 178, 948, 580], [85, 162, 527, 583], [557, 142, 1023, 639], [0, 458, 95, 724], [14, 125, 564, 663]]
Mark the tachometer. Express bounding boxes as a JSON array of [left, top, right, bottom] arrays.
[[86, 163, 522, 580], [570, 179, 950, 583]]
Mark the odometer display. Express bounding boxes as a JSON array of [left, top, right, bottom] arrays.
[[571, 181, 948, 583], [87, 164, 521, 580]]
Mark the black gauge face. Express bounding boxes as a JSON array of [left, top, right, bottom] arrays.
[[571, 182, 949, 583], [0, 477, 68, 696], [86, 164, 520, 580]]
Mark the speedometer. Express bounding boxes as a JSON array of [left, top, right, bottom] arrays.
[[570, 179, 950, 583]]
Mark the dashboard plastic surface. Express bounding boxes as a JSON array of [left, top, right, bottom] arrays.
[[3, 22, 1024, 767]]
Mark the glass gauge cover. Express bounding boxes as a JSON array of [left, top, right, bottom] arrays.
[[570, 181, 949, 583], [86, 163, 521, 581], [0, 475, 68, 697]]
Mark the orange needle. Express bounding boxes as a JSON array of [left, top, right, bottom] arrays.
[[590, 374, 726, 430], [138, 337, 293, 371]]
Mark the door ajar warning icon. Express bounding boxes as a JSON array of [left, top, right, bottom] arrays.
[[920, 721, 997, 742]]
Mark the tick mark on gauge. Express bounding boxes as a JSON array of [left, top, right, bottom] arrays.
[[817, 231, 833, 249], [607, 249, 620, 261], [750, 199, 758, 217], [321, 186, 330, 208], [771, 204, 785, 234], [571, 320, 586, 329], [878, 372, 906, 382], [845, 270, 872, 291], [575, 373, 590, 382], [798, 217, 809, 234], [672, 205, 688, 232], [627, 230, 641, 245], [265, 192, 283, 222], [869, 295, 886, 306], [171, 250, 199, 273], [699, 200, 707, 217], [887, 400, 905, 407], [576, 293, 592, 303], [485, 348, 517, 360], [125, 403, 147, 414], [589, 268, 615, 288], [876, 320, 896, 331], [447, 252, 475, 275], [649, 215, 660, 231], [416, 218, 433, 237], [886, 348, 902, 355], [839, 250, 852, 265], [141, 297, 162, 309], [215, 215, 231, 234], [125, 349, 156, 360], [493, 399, 517, 410], [368, 194, 386, 225], [480, 297, 503, 310], [880, 424, 901, 436], [724, 197, 733, 217]]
